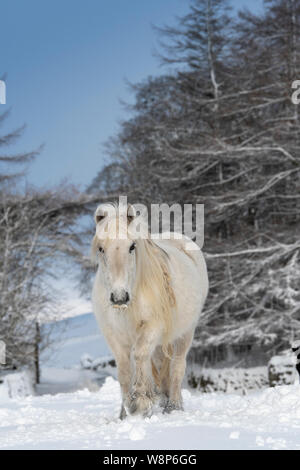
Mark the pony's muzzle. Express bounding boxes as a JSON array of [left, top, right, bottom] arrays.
[[110, 291, 130, 307]]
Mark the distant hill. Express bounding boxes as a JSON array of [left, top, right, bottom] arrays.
[[41, 312, 110, 368]]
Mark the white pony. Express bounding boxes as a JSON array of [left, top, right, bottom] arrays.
[[91, 202, 208, 418]]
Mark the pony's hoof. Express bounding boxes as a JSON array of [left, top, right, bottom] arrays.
[[119, 405, 127, 420], [159, 393, 169, 409], [126, 392, 153, 417], [163, 400, 183, 414]]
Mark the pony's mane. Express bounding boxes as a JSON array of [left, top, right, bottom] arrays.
[[91, 202, 176, 354], [135, 237, 175, 355]]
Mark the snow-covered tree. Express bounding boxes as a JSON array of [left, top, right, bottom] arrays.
[[88, 0, 300, 363]]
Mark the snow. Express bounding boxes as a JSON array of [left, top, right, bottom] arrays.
[[1, 377, 300, 450], [0, 370, 34, 400], [269, 355, 295, 367], [187, 364, 268, 394], [40, 313, 110, 368], [36, 367, 111, 395], [268, 354, 296, 387], [292, 340, 300, 351], [35, 313, 114, 395], [1, 312, 300, 449], [48, 278, 93, 321]]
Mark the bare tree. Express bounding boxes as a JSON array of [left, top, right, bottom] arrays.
[[0, 108, 99, 378]]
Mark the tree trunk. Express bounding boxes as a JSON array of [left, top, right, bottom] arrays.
[[34, 322, 41, 385]]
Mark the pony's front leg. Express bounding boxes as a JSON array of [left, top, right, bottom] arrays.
[[102, 327, 131, 420], [126, 322, 160, 417], [117, 354, 131, 419]]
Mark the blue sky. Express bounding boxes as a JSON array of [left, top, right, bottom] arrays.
[[1, 0, 264, 190]]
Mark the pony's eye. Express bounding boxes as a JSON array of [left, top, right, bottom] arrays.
[[99, 246, 104, 254], [129, 243, 136, 253]]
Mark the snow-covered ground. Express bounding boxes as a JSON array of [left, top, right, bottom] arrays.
[[35, 313, 112, 394], [1, 377, 300, 449], [40, 312, 110, 369], [1, 312, 300, 450]]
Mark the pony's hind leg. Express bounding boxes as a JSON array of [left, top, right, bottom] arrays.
[[152, 346, 171, 408], [164, 330, 194, 413]]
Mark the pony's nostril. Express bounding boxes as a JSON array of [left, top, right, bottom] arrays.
[[110, 291, 129, 305]]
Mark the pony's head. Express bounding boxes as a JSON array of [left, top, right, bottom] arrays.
[[91, 202, 142, 308]]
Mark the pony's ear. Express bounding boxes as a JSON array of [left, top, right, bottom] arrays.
[[127, 204, 136, 224], [94, 205, 107, 225]]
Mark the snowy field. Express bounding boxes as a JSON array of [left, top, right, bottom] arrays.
[[36, 313, 112, 394], [1, 313, 300, 450], [40, 312, 110, 369], [1, 377, 300, 450]]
